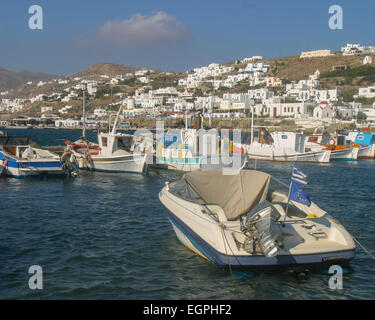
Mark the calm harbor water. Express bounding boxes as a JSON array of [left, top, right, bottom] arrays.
[[1, 128, 375, 299]]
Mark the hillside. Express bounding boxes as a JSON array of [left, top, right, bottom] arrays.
[[0, 67, 58, 91], [264, 53, 374, 81], [73, 62, 161, 78]]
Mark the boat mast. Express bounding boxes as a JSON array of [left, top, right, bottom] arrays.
[[251, 106, 254, 145], [111, 105, 123, 134], [82, 83, 87, 138]]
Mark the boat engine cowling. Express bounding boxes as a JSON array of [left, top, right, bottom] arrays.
[[243, 201, 282, 258]]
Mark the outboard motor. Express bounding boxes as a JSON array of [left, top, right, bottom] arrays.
[[61, 149, 78, 177], [242, 201, 282, 258]]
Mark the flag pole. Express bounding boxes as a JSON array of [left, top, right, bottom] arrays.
[[284, 162, 295, 222]]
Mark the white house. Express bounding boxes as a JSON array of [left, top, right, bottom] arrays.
[[342, 43, 375, 56], [357, 86, 375, 98], [313, 102, 333, 119], [94, 108, 107, 118], [363, 56, 373, 65], [266, 77, 282, 87], [300, 49, 333, 58], [361, 108, 375, 121]]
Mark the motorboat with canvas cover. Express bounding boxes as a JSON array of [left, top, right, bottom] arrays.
[[159, 169, 355, 267], [0, 136, 71, 178]]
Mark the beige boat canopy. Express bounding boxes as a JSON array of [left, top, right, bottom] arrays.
[[185, 170, 271, 221]]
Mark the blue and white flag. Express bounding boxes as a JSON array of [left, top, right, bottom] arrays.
[[291, 165, 307, 185], [289, 165, 311, 206]]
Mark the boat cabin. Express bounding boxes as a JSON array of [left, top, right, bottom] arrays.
[[270, 132, 306, 153], [354, 132, 375, 146], [347, 131, 375, 146], [98, 133, 136, 155]]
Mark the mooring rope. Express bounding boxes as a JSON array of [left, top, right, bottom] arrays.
[[220, 224, 241, 300], [352, 235, 375, 261]]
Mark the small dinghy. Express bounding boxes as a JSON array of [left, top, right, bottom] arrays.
[[159, 169, 355, 268], [0, 136, 70, 178]]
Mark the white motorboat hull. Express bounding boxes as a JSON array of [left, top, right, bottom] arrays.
[[161, 190, 355, 267], [159, 170, 356, 268], [166, 210, 355, 267]]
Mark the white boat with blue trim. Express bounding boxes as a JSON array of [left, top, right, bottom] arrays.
[[159, 169, 355, 268], [0, 136, 68, 178]]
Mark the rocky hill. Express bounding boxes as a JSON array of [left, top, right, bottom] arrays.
[[0, 67, 58, 91], [73, 62, 157, 78]]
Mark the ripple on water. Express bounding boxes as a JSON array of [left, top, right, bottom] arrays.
[[1, 129, 375, 299]]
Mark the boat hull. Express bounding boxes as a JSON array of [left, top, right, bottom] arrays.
[[246, 146, 331, 163], [330, 147, 358, 161], [166, 208, 355, 268], [160, 186, 355, 268], [357, 145, 375, 159], [88, 154, 147, 174], [153, 154, 247, 172], [0, 156, 66, 178]]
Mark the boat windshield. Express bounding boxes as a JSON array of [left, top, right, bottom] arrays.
[[169, 178, 197, 203], [117, 136, 134, 152]]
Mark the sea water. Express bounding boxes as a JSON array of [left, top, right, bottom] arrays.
[[0, 128, 374, 299]]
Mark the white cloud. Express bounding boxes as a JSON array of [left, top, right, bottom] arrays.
[[96, 12, 191, 48]]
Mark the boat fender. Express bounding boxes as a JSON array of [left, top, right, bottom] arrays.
[[69, 154, 76, 163], [61, 150, 71, 161], [2, 158, 8, 168], [178, 144, 184, 160], [306, 214, 319, 219], [156, 141, 163, 158]]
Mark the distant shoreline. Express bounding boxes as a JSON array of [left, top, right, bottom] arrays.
[[1, 125, 256, 132]]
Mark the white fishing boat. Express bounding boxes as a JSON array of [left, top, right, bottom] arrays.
[[66, 107, 151, 174], [155, 128, 247, 171], [159, 169, 355, 267], [305, 134, 358, 161], [0, 136, 70, 178], [154, 110, 247, 171], [245, 131, 331, 163]]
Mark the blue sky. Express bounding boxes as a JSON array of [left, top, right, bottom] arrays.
[[0, 0, 374, 75]]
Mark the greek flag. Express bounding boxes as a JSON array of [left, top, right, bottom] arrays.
[[292, 165, 307, 186]]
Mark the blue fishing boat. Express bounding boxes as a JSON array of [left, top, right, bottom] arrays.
[[347, 131, 375, 159], [0, 136, 69, 178]]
